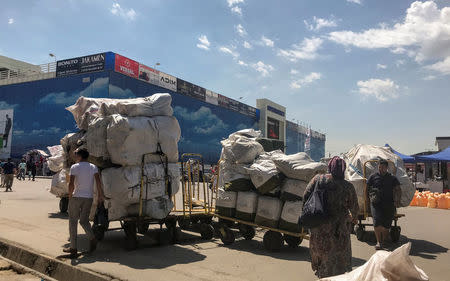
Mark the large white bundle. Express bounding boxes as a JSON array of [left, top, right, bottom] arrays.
[[66, 94, 173, 130], [280, 201, 302, 224], [254, 196, 283, 228], [220, 129, 264, 164], [280, 178, 308, 201], [47, 145, 65, 172], [102, 163, 180, 205], [348, 178, 367, 213], [235, 191, 259, 221], [83, 116, 111, 159], [104, 199, 128, 221], [216, 189, 238, 217], [245, 157, 280, 194], [344, 144, 415, 207], [50, 169, 69, 197], [272, 152, 327, 182], [127, 196, 174, 219], [219, 161, 250, 183], [107, 115, 180, 165]]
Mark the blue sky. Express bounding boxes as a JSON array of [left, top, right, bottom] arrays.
[[1, 0, 449, 155]]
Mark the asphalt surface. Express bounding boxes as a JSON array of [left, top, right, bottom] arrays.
[[0, 178, 448, 280]]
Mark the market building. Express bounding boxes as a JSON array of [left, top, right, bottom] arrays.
[[0, 52, 326, 163]]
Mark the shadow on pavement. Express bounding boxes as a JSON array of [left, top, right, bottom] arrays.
[[48, 212, 68, 219], [404, 238, 448, 260]]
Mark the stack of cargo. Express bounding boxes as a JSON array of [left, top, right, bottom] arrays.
[[410, 190, 450, 209], [49, 93, 181, 221], [47, 145, 68, 197], [216, 129, 327, 232]]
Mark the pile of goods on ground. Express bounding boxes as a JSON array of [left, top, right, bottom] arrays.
[[410, 190, 450, 209], [48, 93, 181, 221], [343, 144, 415, 213], [216, 129, 327, 232]]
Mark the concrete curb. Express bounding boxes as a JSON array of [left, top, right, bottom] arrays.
[[1, 256, 58, 281], [0, 238, 121, 281]]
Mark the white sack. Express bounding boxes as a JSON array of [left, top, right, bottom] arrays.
[[280, 179, 308, 201], [320, 242, 428, 281], [236, 191, 259, 214], [348, 178, 367, 213], [104, 199, 128, 221], [47, 145, 65, 172], [256, 196, 283, 221], [220, 129, 264, 164], [245, 157, 279, 189], [219, 161, 251, 187], [83, 116, 111, 159], [50, 169, 69, 197], [272, 152, 327, 182], [344, 144, 415, 207], [127, 196, 173, 219], [107, 115, 180, 165], [66, 94, 173, 130], [280, 201, 303, 224], [216, 189, 238, 208]]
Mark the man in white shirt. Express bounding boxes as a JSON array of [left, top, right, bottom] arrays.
[[63, 148, 105, 258]]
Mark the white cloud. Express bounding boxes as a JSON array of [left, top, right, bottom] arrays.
[[235, 24, 247, 37], [329, 1, 450, 68], [238, 60, 248, 66], [109, 84, 135, 98], [261, 36, 274, 47], [426, 56, 450, 75], [8, 18, 14, 25], [376, 64, 387, 69], [290, 69, 299, 75], [356, 78, 400, 102], [110, 2, 136, 21], [243, 41, 252, 49], [278, 37, 323, 61], [290, 72, 321, 89], [304, 16, 338, 31], [347, 0, 362, 4], [0, 101, 18, 110], [174, 106, 228, 134], [219, 46, 239, 58], [396, 59, 405, 67], [423, 75, 436, 81], [251, 61, 274, 77], [231, 6, 242, 15], [197, 35, 211, 50], [227, 0, 244, 7]]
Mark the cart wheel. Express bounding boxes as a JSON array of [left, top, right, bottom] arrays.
[[177, 217, 191, 230], [137, 223, 150, 235], [284, 235, 302, 248], [355, 225, 365, 241], [200, 223, 214, 240], [92, 225, 106, 241], [218, 218, 234, 228], [238, 224, 256, 240], [218, 225, 235, 245], [390, 226, 401, 243], [263, 231, 283, 251], [59, 197, 69, 213]]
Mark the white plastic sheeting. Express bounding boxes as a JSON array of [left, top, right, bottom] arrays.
[[47, 145, 65, 172], [50, 169, 69, 197], [220, 129, 264, 164], [245, 157, 279, 190], [272, 152, 327, 182], [126, 196, 174, 220]]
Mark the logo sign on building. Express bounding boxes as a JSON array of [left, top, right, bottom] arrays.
[[159, 72, 177, 91], [56, 53, 106, 77], [138, 64, 160, 85], [115, 54, 139, 78], [177, 79, 206, 101], [205, 90, 219, 105]]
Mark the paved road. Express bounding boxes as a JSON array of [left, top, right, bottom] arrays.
[[0, 179, 448, 280]]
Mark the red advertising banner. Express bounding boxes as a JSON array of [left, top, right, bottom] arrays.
[[115, 54, 139, 78]]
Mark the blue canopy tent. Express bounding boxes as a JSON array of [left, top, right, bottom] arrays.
[[416, 147, 450, 162], [385, 144, 416, 163]]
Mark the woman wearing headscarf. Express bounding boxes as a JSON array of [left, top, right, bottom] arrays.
[[303, 156, 359, 278]]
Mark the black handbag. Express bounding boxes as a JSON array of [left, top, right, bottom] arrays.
[[299, 176, 329, 228]]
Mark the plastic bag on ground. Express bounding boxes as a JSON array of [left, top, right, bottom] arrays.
[[47, 145, 65, 172], [320, 242, 429, 281], [272, 152, 327, 182], [107, 115, 180, 166], [279, 201, 302, 233], [280, 178, 308, 201], [255, 196, 283, 228], [216, 189, 237, 217], [235, 191, 259, 221], [220, 129, 264, 164], [66, 94, 173, 130]]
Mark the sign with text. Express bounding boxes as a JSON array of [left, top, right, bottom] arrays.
[[205, 90, 219, 105], [56, 53, 105, 77], [177, 79, 206, 101], [138, 64, 160, 85], [159, 72, 177, 91], [115, 54, 139, 78]]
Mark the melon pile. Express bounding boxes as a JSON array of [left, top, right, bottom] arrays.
[[410, 191, 450, 209]]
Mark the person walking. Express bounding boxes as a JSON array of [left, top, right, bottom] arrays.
[[304, 156, 359, 278], [27, 160, 36, 181], [367, 159, 401, 250], [63, 148, 105, 258], [17, 159, 26, 180], [0, 161, 5, 187], [3, 158, 16, 192]]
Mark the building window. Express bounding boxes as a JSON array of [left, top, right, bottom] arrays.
[[267, 117, 280, 140]]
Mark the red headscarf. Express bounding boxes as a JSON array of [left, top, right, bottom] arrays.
[[328, 156, 346, 179]]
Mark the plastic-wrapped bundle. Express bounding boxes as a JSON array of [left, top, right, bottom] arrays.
[[220, 129, 264, 164], [47, 145, 65, 172], [280, 179, 308, 201], [49, 169, 69, 197], [216, 189, 238, 217], [279, 201, 302, 232], [245, 156, 284, 194], [235, 191, 259, 221], [272, 152, 327, 182], [254, 196, 283, 228], [126, 196, 173, 220]]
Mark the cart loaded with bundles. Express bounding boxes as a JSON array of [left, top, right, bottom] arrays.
[[214, 129, 328, 251], [49, 93, 182, 249]]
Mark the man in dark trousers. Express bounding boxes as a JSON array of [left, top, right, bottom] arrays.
[[3, 114, 11, 148], [3, 158, 16, 192], [368, 159, 400, 250]]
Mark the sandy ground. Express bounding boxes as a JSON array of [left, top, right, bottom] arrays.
[[0, 178, 448, 280]]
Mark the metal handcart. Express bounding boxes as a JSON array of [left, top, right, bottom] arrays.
[[165, 153, 215, 240], [353, 159, 404, 242], [212, 160, 310, 252], [91, 151, 177, 250]]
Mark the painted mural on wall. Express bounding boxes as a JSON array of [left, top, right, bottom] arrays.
[[286, 127, 325, 162], [0, 109, 14, 159]]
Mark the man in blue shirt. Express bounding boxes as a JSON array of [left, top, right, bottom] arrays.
[[3, 158, 16, 192]]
